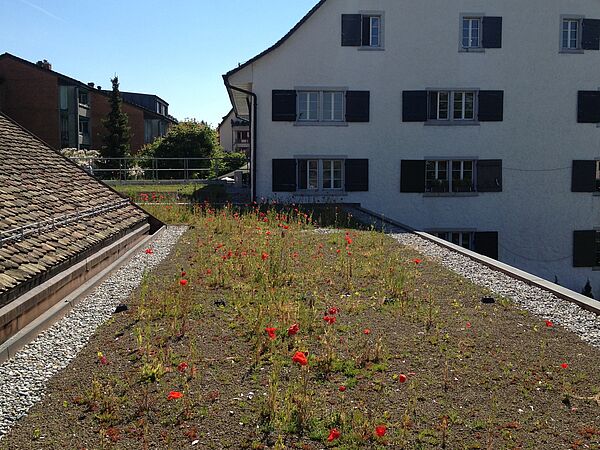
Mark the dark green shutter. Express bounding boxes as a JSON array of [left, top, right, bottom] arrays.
[[582, 19, 600, 50], [272, 90, 296, 121], [403, 91, 428, 122], [477, 160, 502, 192], [342, 14, 362, 46], [345, 159, 369, 191], [482, 17, 502, 48], [478, 91, 504, 122], [346, 91, 370, 122], [400, 160, 426, 193], [573, 230, 597, 267], [272, 159, 297, 192], [474, 232, 499, 259], [578, 91, 600, 123], [362, 16, 371, 46], [298, 160, 308, 190], [571, 160, 597, 192]]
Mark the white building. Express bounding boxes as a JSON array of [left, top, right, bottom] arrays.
[[224, 0, 600, 293], [218, 109, 250, 155]]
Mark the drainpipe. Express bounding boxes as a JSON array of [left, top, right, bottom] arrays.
[[223, 77, 257, 202]]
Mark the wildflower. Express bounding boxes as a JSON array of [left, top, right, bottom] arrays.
[[328, 307, 339, 315], [561, 363, 569, 369], [265, 327, 277, 340], [167, 391, 183, 400], [363, 328, 371, 335], [180, 279, 188, 286], [206, 269, 212, 275], [97, 351, 108, 365], [266, 231, 272, 236], [292, 351, 308, 366], [375, 425, 387, 437], [545, 320, 554, 327], [323, 316, 336, 325], [466, 322, 472, 329], [336, 249, 341, 254], [261, 252, 269, 261], [339, 385, 346, 392], [292, 251, 299, 258], [283, 225, 289, 230], [327, 428, 341, 442], [347, 251, 353, 256], [287, 323, 300, 336], [177, 362, 189, 373], [413, 258, 422, 264], [145, 248, 153, 255], [181, 271, 186, 277], [345, 235, 353, 245], [399, 373, 408, 383]]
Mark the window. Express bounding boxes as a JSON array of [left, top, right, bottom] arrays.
[[562, 18, 580, 50], [341, 13, 384, 49], [236, 130, 250, 143], [298, 159, 344, 191], [363, 15, 382, 47], [78, 91, 89, 106], [434, 231, 474, 250], [298, 91, 344, 122], [79, 118, 89, 135], [462, 17, 481, 48], [426, 160, 475, 193], [428, 91, 477, 122]]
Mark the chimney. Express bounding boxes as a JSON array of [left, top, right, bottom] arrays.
[[36, 59, 52, 70], [87, 82, 95, 88], [97, 86, 102, 90]]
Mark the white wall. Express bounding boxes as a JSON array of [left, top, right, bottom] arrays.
[[218, 109, 235, 152], [228, 0, 600, 293]]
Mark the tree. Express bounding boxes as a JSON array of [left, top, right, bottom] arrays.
[[102, 76, 131, 160], [581, 279, 594, 299], [139, 120, 221, 179]]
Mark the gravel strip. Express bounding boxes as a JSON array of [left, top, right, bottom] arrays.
[[0, 226, 187, 439], [343, 207, 600, 349]]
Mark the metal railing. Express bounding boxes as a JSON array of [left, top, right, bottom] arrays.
[[68, 156, 250, 183]]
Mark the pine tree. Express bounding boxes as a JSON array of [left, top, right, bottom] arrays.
[[582, 279, 594, 299], [102, 76, 131, 159]]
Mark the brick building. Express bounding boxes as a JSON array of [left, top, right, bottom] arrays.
[[0, 53, 176, 152]]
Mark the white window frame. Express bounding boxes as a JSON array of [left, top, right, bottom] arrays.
[[359, 11, 385, 50], [298, 158, 345, 192], [433, 231, 475, 250], [78, 90, 89, 107], [560, 15, 584, 53], [596, 160, 600, 192], [297, 90, 345, 123], [426, 159, 476, 193], [428, 90, 478, 123], [452, 91, 475, 120], [462, 17, 482, 49]]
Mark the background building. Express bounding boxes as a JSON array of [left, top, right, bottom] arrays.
[[218, 108, 250, 155]]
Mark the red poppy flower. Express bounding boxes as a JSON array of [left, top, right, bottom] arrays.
[[179, 279, 188, 286], [561, 363, 569, 369], [145, 248, 153, 254], [181, 271, 186, 277], [347, 251, 352, 256], [375, 425, 387, 437], [345, 236, 353, 245], [206, 269, 212, 275], [99, 355, 108, 365], [323, 316, 336, 325], [167, 391, 183, 400], [327, 428, 341, 442], [336, 249, 341, 254], [328, 307, 339, 315], [399, 373, 408, 383], [266, 231, 272, 236], [338, 385, 346, 392], [466, 322, 472, 329], [363, 328, 371, 335], [292, 251, 299, 258], [261, 252, 269, 261], [177, 362, 189, 373], [545, 320, 554, 327], [283, 225, 289, 230], [292, 351, 308, 366], [265, 327, 277, 340], [287, 323, 300, 336], [413, 258, 422, 264]]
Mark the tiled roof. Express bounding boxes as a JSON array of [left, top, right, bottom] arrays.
[[0, 114, 149, 304]]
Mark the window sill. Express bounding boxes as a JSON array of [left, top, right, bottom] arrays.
[[294, 122, 349, 127], [459, 47, 485, 53], [424, 121, 480, 127], [423, 192, 479, 197], [358, 46, 385, 51], [295, 191, 348, 197], [592, 192, 600, 196], [559, 48, 584, 54]]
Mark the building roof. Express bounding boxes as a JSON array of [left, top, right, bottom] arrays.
[[224, 0, 327, 79], [0, 113, 150, 305]]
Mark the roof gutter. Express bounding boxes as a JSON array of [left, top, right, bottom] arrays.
[[223, 76, 257, 202]]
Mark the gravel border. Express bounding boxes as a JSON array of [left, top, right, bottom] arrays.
[[0, 226, 187, 439]]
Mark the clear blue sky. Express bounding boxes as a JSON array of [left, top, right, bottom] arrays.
[[0, 0, 318, 127]]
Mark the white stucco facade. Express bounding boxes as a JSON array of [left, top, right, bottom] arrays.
[[226, 0, 600, 293]]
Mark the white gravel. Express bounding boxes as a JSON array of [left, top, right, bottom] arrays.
[[0, 225, 187, 439]]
